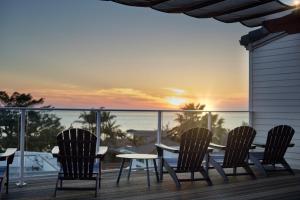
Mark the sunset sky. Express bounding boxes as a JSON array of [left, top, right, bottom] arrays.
[[3, 0, 291, 110]]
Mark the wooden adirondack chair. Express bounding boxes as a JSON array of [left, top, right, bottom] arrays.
[[209, 126, 256, 182], [53, 129, 107, 197], [0, 148, 17, 194], [156, 127, 213, 189], [249, 125, 295, 177]]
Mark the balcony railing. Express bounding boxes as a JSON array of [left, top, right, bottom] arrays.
[[0, 107, 250, 186]]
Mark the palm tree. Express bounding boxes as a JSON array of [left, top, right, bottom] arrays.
[[76, 110, 125, 146], [166, 103, 228, 144]]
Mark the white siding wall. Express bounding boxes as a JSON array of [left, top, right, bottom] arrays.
[[251, 33, 300, 169]]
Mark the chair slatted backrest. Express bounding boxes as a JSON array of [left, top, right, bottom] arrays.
[[223, 126, 256, 168], [57, 129, 97, 179], [263, 125, 294, 164], [177, 128, 212, 172]]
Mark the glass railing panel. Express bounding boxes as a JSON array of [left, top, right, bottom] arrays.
[[161, 111, 209, 145], [161, 111, 209, 160], [23, 110, 97, 177], [101, 111, 158, 170], [210, 112, 249, 145], [0, 109, 20, 179]]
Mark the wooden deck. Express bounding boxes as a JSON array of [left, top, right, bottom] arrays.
[[1, 169, 300, 200]]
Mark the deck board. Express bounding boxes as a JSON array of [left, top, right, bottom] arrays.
[[1, 169, 300, 200]]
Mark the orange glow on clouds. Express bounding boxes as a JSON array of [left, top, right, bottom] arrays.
[[2, 86, 247, 110]]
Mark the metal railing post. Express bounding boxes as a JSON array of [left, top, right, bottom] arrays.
[[157, 111, 162, 144], [207, 111, 212, 131], [96, 110, 101, 152], [17, 109, 26, 187], [249, 111, 253, 127]]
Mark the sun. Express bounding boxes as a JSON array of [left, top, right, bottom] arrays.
[[166, 97, 187, 107]]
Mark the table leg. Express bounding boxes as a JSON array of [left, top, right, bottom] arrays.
[[117, 159, 125, 185], [153, 159, 159, 182], [127, 159, 133, 180], [146, 159, 150, 187]]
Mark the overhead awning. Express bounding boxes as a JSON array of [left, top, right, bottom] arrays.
[[263, 10, 300, 34], [104, 0, 297, 27]]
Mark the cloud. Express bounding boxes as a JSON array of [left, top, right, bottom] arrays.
[[163, 88, 185, 95], [8, 87, 169, 109]]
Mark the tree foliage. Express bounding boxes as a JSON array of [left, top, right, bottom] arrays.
[[0, 91, 64, 152], [76, 110, 126, 146], [167, 103, 228, 144]]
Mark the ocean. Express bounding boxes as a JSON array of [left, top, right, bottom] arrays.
[[55, 111, 249, 132]]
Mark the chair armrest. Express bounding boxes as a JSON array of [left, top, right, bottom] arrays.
[[253, 143, 294, 148], [0, 148, 17, 164], [51, 146, 59, 157], [0, 148, 17, 159], [209, 143, 226, 150], [96, 146, 108, 157], [155, 143, 179, 153], [52, 146, 108, 158]]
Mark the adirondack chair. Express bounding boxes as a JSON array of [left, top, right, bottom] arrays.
[[249, 125, 295, 177], [53, 129, 107, 197], [156, 127, 213, 188], [209, 126, 256, 182], [0, 148, 17, 194]]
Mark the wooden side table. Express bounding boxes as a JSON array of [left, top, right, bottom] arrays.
[[116, 154, 159, 187]]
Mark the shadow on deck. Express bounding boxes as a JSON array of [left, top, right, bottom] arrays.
[[2, 169, 300, 200]]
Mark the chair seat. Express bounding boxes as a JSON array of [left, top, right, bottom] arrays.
[[209, 152, 225, 163], [164, 158, 178, 168], [249, 152, 264, 160]]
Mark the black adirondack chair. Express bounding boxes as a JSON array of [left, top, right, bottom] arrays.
[[209, 126, 256, 182], [249, 125, 295, 177], [156, 127, 213, 189], [0, 148, 17, 194], [54, 129, 104, 197]]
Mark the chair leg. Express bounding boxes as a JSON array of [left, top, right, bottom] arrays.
[[199, 167, 213, 186], [205, 154, 209, 175], [153, 159, 159, 182], [243, 165, 256, 180], [209, 158, 229, 183], [164, 161, 181, 189], [249, 154, 267, 177], [191, 172, 195, 181], [160, 158, 164, 181], [6, 163, 9, 194], [233, 167, 237, 175], [99, 160, 102, 189], [281, 159, 294, 175], [157, 147, 164, 181], [54, 176, 60, 197], [95, 176, 99, 197]]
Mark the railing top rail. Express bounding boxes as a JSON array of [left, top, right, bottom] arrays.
[[0, 107, 249, 113]]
